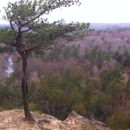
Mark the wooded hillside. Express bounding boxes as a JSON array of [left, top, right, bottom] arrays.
[[1, 25, 130, 130]]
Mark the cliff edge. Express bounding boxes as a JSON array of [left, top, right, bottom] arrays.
[[0, 109, 111, 130]]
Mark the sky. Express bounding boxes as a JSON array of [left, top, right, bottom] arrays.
[[0, 0, 130, 24]]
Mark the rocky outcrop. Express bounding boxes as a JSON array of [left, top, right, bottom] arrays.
[[63, 111, 111, 130], [0, 109, 111, 130]]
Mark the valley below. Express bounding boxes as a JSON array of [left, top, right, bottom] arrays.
[[1, 23, 130, 130]]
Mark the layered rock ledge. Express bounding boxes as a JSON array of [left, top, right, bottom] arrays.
[[0, 109, 111, 130]]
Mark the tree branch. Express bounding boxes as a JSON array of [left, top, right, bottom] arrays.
[[10, 20, 17, 39], [23, 0, 68, 26]]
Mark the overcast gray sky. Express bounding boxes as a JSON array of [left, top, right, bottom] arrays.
[[0, 0, 130, 24]]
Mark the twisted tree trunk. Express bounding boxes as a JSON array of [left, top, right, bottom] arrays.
[[21, 54, 33, 121]]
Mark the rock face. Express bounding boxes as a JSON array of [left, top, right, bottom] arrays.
[[0, 109, 111, 130]]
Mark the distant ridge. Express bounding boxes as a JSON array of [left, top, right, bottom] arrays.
[[0, 24, 10, 28], [90, 23, 130, 30], [0, 23, 130, 30]]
